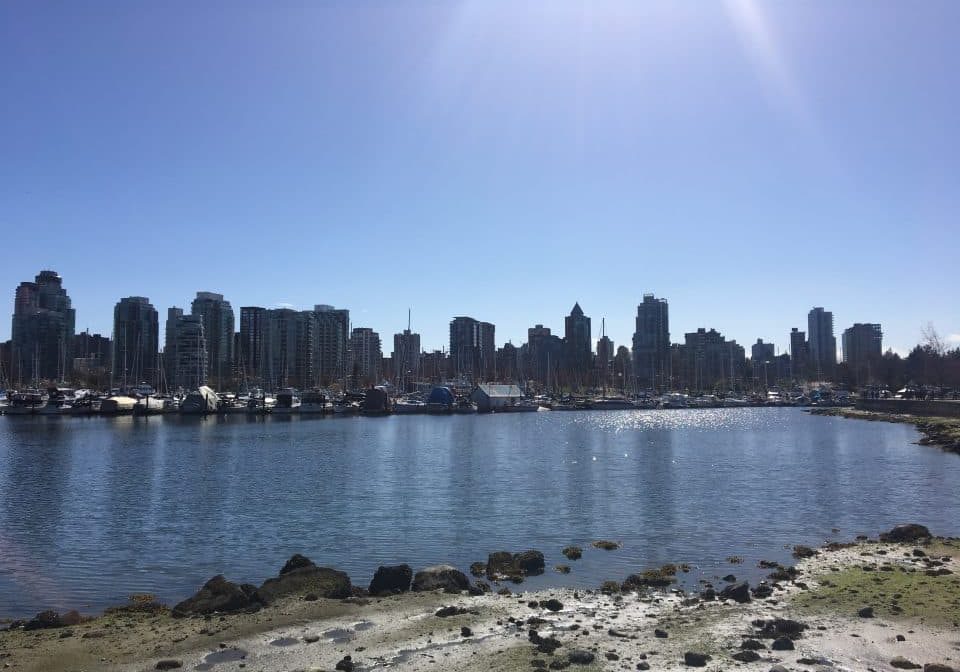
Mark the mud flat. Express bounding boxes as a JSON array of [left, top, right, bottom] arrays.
[[1, 530, 958, 672]]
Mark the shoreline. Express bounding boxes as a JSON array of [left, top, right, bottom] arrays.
[[2, 528, 958, 672], [808, 407, 960, 454]]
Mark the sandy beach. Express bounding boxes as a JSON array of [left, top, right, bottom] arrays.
[[1, 530, 957, 672]]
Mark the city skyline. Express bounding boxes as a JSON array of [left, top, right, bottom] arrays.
[[0, 271, 952, 361], [2, 2, 958, 354]]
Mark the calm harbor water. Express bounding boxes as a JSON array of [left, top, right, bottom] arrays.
[[1, 408, 958, 618]]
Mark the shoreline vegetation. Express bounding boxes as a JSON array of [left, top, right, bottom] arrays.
[[808, 407, 960, 455], [1, 527, 958, 672]]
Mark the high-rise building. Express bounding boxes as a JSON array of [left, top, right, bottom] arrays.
[[496, 342, 520, 382], [676, 328, 746, 392], [789, 327, 808, 379], [72, 331, 111, 387], [751, 339, 775, 364], [449, 316, 495, 382], [312, 305, 350, 386], [190, 292, 234, 387], [10, 270, 76, 384], [563, 303, 592, 387], [392, 329, 421, 383], [112, 297, 159, 387], [163, 307, 183, 391], [597, 335, 614, 390], [807, 307, 837, 379], [239, 307, 267, 382], [842, 323, 882, 385], [478, 321, 495, 380], [173, 314, 207, 389], [349, 327, 382, 386], [632, 294, 670, 391], [524, 324, 563, 387], [262, 308, 314, 389]]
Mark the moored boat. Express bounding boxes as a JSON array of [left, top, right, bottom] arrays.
[[180, 386, 219, 414]]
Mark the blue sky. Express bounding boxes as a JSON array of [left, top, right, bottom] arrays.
[[2, 1, 958, 356]]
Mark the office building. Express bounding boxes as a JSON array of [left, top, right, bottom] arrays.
[[190, 292, 234, 387], [112, 297, 159, 387], [808, 307, 837, 379], [10, 270, 76, 383], [632, 294, 670, 391]]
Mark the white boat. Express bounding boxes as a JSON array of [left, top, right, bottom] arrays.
[[300, 391, 332, 414], [273, 388, 301, 414], [100, 395, 138, 414], [394, 398, 428, 414], [590, 396, 636, 410], [180, 386, 219, 414], [660, 393, 689, 409], [4, 390, 46, 415]]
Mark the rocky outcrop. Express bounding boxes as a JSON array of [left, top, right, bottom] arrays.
[[562, 546, 583, 560], [880, 524, 931, 543], [368, 565, 413, 595], [719, 581, 751, 603], [23, 610, 82, 630], [412, 565, 469, 593], [172, 575, 260, 617], [485, 550, 545, 580], [514, 550, 545, 576], [256, 556, 352, 604]]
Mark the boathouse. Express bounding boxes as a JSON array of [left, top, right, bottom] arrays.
[[471, 383, 523, 413]]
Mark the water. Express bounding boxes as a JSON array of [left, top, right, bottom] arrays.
[[1, 408, 958, 618]]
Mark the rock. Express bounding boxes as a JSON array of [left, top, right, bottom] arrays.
[[26, 610, 61, 630], [769, 666, 790, 672], [654, 629, 668, 638], [638, 663, 650, 670], [554, 564, 571, 574], [684, 651, 709, 667], [754, 618, 806, 639], [461, 626, 472, 637], [722, 574, 737, 582], [568, 650, 595, 665], [732, 650, 761, 662], [59, 610, 81, 626], [280, 554, 314, 574], [562, 546, 583, 560], [792, 545, 818, 559], [924, 665, 957, 672], [857, 606, 874, 618], [486, 551, 515, 578], [436, 605, 468, 617], [256, 561, 352, 604], [889, 657, 921, 670], [469, 562, 486, 577], [540, 598, 563, 612], [605, 652, 619, 661], [592, 540, 620, 551], [368, 564, 413, 595], [155, 661, 183, 671], [740, 639, 765, 650], [752, 584, 774, 599], [304, 634, 320, 643], [623, 565, 677, 590], [719, 581, 751, 603], [880, 524, 931, 543], [412, 565, 469, 593], [700, 588, 717, 601], [771, 637, 794, 651], [172, 576, 258, 617], [335, 655, 354, 672], [515, 550, 546, 576]]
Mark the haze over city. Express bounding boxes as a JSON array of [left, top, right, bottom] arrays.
[[2, 1, 958, 354]]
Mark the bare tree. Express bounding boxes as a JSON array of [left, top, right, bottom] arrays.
[[921, 322, 946, 357]]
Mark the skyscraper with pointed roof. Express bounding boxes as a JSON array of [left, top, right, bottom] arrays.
[[563, 302, 592, 389]]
